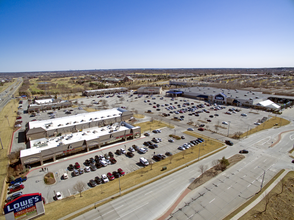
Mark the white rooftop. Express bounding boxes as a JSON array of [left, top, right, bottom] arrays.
[[21, 122, 131, 158], [28, 108, 124, 131], [35, 99, 53, 104]]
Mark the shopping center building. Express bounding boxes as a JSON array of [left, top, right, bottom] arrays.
[[21, 108, 140, 166], [166, 87, 294, 110]]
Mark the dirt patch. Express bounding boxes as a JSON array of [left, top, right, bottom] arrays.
[[188, 154, 245, 190], [44, 172, 56, 185]]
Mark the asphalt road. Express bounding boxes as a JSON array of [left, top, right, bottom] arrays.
[[72, 117, 294, 220], [0, 77, 22, 111]]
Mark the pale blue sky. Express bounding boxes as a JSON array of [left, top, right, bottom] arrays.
[[0, 0, 293, 72]]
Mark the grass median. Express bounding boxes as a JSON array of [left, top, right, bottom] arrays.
[[37, 132, 224, 220], [134, 120, 174, 133]]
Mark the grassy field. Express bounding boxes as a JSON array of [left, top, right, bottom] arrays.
[[35, 133, 224, 220], [134, 120, 175, 133], [0, 99, 19, 208], [239, 116, 290, 138], [0, 80, 15, 93]]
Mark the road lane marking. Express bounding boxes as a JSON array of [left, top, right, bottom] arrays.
[[117, 202, 149, 219], [254, 166, 258, 170], [209, 198, 215, 203], [102, 209, 114, 217], [247, 184, 251, 187], [227, 185, 232, 190], [145, 191, 153, 195], [251, 180, 255, 184]]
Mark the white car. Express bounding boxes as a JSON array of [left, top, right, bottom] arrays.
[[178, 146, 186, 150], [222, 121, 228, 125], [140, 157, 149, 166], [138, 148, 147, 154], [120, 148, 126, 154], [100, 160, 108, 167], [84, 166, 91, 173], [254, 122, 261, 125], [101, 174, 109, 183], [241, 113, 247, 116], [55, 192, 62, 200], [128, 146, 135, 152], [63, 173, 68, 179]]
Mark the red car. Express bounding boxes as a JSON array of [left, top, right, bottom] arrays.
[[16, 116, 22, 120], [9, 184, 24, 194], [198, 128, 204, 131], [118, 168, 125, 176], [107, 172, 115, 181], [74, 162, 80, 169]]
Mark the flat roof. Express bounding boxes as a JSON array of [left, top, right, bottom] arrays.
[[28, 108, 126, 131], [84, 87, 127, 93], [22, 123, 137, 158]]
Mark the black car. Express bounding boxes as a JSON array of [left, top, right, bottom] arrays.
[[68, 164, 74, 171], [149, 145, 156, 149], [153, 155, 162, 161], [116, 149, 122, 155], [95, 176, 102, 185], [239, 150, 249, 154], [95, 163, 103, 169], [84, 159, 90, 166], [165, 152, 173, 156], [132, 145, 139, 151], [126, 152, 134, 157], [225, 140, 234, 146], [108, 151, 114, 158], [89, 179, 97, 187], [112, 171, 121, 178], [90, 157, 95, 164]]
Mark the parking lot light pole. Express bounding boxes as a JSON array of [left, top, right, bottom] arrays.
[[258, 166, 266, 193], [227, 121, 231, 137], [119, 175, 121, 196]]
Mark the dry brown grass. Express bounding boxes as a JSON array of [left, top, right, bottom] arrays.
[[134, 120, 174, 133], [238, 171, 294, 220], [134, 114, 145, 119], [240, 116, 290, 138], [0, 99, 19, 208], [36, 133, 224, 220]]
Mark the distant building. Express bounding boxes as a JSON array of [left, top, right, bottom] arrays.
[[137, 87, 162, 94], [28, 98, 72, 113], [82, 87, 128, 96], [123, 76, 134, 82]]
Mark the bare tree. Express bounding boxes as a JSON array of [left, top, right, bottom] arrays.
[[199, 165, 208, 178], [73, 181, 86, 197]]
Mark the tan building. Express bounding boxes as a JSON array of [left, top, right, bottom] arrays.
[[137, 87, 162, 94]]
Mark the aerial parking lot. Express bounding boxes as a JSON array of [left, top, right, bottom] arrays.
[[10, 91, 287, 208]]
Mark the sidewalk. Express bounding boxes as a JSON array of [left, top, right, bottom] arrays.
[[59, 146, 225, 220], [231, 169, 290, 220]]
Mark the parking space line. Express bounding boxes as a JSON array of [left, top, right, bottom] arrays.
[[209, 198, 215, 203]]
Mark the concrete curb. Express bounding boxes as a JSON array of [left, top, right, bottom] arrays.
[[231, 169, 290, 220]]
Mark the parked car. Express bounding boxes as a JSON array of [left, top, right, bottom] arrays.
[[118, 168, 125, 176], [89, 179, 97, 187], [120, 148, 126, 154], [168, 139, 174, 143], [73, 169, 79, 176], [165, 152, 173, 156], [16, 116, 22, 120], [108, 151, 114, 158], [68, 164, 74, 171], [6, 192, 22, 202], [116, 149, 122, 155], [140, 157, 149, 166], [241, 113, 247, 116], [222, 121, 228, 125], [101, 174, 109, 183], [239, 150, 249, 154], [187, 128, 194, 131], [55, 192, 62, 200], [9, 176, 27, 186], [63, 173, 68, 179], [112, 171, 121, 178], [107, 172, 115, 181], [132, 145, 139, 151], [95, 176, 102, 184], [9, 184, 24, 194], [109, 157, 117, 164], [138, 148, 147, 154], [74, 162, 80, 169], [144, 132, 150, 136], [126, 152, 134, 157], [198, 128, 204, 131], [128, 146, 135, 152], [84, 166, 91, 172]]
